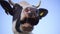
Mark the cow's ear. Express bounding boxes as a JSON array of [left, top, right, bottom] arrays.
[[38, 8, 48, 19], [0, 1, 14, 16]]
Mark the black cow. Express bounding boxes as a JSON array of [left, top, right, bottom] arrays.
[[0, 0, 48, 34]]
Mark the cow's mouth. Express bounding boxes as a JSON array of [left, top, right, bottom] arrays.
[[20, 17, 39, 25]]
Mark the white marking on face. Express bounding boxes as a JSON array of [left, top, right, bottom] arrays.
[[18, 1, 33, 8], [12, 19, 19, 34], [12, 19, 17, 32], [20, 9, 25, 20]]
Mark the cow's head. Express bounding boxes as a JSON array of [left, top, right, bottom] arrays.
[[8, 0, 48, 33]]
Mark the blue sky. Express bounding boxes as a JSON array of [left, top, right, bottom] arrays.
[[0, 0, 60, 34]]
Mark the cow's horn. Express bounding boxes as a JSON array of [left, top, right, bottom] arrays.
[[35, 0, 41, 8]]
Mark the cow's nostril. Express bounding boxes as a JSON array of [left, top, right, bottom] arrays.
[[29, 13, 32, 17]]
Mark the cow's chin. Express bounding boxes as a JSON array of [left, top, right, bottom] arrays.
[[19, 24, 34, 32]]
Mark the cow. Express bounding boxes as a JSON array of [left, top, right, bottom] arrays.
[[0, 0, 48, 34]]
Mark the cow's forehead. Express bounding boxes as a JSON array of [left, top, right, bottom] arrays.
[[17, 1, 35, 8]]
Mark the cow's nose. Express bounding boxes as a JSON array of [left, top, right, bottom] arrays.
[[28, 11, 33, 17], [28, 13, 32, 17]]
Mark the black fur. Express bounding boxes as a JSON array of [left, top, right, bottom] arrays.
[[0, 1, 13, 16], [15, 16, 22, 33], [13, 4, 23, 21], [13, 4, 23, 33]]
